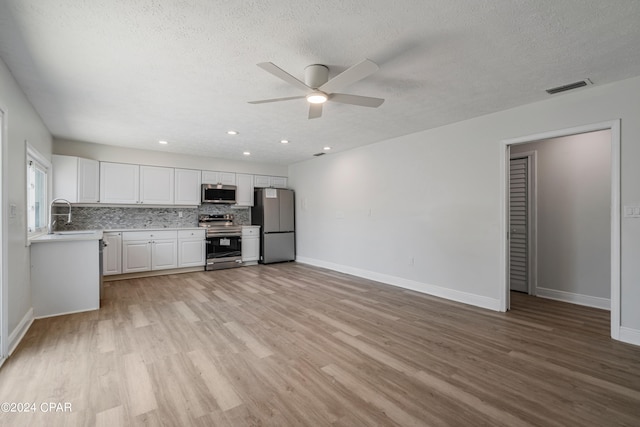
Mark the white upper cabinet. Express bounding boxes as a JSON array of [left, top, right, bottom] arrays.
[[140, 165, 174, 204], [175, 168, 201, 205], [270, 176, 288, 188], [253, 175, 271, 188], [52, 155, 99, 203], [100, 162, 139, 204], [235, 173, 254, 206], [254, 175, 288, 188], [202, 170, 236, 185]]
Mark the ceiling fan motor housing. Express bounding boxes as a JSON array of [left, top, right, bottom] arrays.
[[304, 64, 329, 89]]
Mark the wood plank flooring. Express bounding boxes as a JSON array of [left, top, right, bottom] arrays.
[[1, 263, 639, 426]]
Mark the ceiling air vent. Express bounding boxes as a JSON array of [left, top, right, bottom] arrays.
[[546, 79, 592, 95], [313, 152, 326, 157]]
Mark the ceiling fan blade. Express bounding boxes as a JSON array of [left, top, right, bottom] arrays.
[[248, 95, 306, 104], [308, 103, 323, 119], [318, 59, 379, 93], [329, 93, 385, 108], [257, 62, 310, 92]]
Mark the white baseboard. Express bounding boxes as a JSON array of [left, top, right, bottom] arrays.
[[34, 306, 99, 320], [8, 308, 34, 356], [536, 287, 610, 310], [619, 327, 640, 347], [296, 257, 501, 311]]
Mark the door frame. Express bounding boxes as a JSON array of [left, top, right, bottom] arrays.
[[0, 105, 7, 365], [509, 150, 537, 296], [499, 120, 621, 340]]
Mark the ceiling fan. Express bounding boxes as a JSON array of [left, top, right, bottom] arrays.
[[249, 59, 384, 119]]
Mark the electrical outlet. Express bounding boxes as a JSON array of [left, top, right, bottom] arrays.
[[178, 211, 183, 218], [9, 204, 17, 218]]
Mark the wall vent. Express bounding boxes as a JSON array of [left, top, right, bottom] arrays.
[[546, 79, 592, 95], [313, 152, 326, 157]]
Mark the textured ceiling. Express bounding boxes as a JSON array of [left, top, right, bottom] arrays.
[[1, 1, 640, 165]]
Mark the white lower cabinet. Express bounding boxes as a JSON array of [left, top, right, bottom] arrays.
[[178, 229, 206, 267], [122, 240, 152, 273], [151, 239, 178, 270], [122, 230, 177, 273], [242, 226, 260, 265], [103, 232, 122, 275]]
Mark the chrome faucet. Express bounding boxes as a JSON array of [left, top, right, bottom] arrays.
[[48, 198, 72, 234]]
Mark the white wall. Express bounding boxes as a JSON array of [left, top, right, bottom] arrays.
[[289, 75, 640, 335], [54, 139, 287, 177], [0, 58, 52, 347], [511, 131, 611, 301]]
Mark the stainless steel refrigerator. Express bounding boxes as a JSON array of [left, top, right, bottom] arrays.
[[252, 188, 295, 264]]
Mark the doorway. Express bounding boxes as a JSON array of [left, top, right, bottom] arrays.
[[509, 152, 536, 295], [500, 120, 621, 340]]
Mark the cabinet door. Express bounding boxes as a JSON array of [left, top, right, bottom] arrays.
[[236, 173, 254, 206], [202, 170, 236, 185], [140, 166, 174, 204], [270, 176, 288, 188], [52, 154, 80, 202], [242, 237, 260, 262], [122, 240, 151, 273], [218, 172, 236, 185], [100, 162, 139, 204], [178, 238, 205, 267], [254, 175, 270, 188], [175, 168, 201, 205], [103, 232, 122, 275], [201, 170, 218, 184], [152, 239, 178, 270], [78, 158, 100, 203]]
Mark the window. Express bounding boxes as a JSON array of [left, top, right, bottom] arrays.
[[26, 145, 50, 236]]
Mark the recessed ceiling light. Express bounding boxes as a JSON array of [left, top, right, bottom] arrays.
[[158, 140, 168, 145], [280, 140, 289, 144], [323, 146, 331, 151], [243, 151, 251, 156], [227, 130, 238, 135]]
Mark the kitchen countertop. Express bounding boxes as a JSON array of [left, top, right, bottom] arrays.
[[30, 230, 104, 243], [32, 227, 213, 242], [103, 227, 203, 232]]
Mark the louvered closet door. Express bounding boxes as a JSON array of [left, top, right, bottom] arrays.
[[510, 157, 529, 293]]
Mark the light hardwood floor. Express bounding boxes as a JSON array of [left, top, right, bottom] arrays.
[[1, 263, 639, 426]]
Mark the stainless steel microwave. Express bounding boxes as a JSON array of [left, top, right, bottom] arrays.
[[201, 184, 237, 204]]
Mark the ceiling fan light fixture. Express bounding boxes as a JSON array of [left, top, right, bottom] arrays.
[[306, 91, 328, 104]]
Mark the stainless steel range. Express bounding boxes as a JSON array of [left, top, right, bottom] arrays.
[[199, 214, 242, 270]]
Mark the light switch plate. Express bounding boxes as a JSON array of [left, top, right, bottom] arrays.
[[624, 205, 640, 218]]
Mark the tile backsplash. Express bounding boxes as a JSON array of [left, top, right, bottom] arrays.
[[54, 205, 250, 231]]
